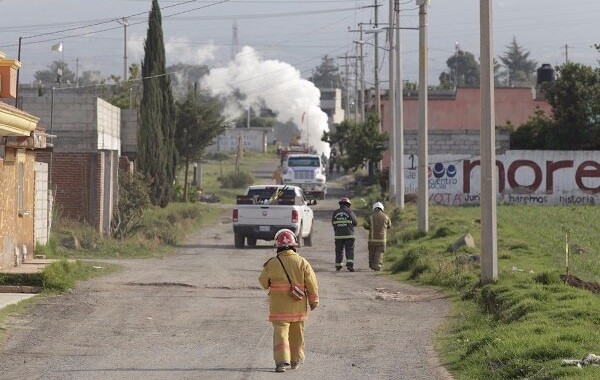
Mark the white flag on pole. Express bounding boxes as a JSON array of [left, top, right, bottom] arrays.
[[51, 42, 63, 52]]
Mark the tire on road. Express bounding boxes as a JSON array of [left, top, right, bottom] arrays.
[[234, 233, 245, 248], [304, 225, 313, 247], [247, 236, 257, 247]]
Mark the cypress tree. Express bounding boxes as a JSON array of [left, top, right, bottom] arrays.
[[138, 0, 177, 207]]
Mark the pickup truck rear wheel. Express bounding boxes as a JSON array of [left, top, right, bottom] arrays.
[[304, 225, 313, 247], [247, 237, 257, 247], [234, 233, 245, 248], [297, 225, 304, 248]]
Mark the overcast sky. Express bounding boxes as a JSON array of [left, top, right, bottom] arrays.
[[1, 0, 599, 88]]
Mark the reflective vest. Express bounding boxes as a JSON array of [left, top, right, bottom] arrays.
[[331, 206, 358, 239]]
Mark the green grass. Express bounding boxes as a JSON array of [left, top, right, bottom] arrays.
[[384, 204, 600, 380], [45, 202, 219, 259]]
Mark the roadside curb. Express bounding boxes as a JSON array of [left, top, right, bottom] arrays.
[[0, 285, 42, 294]]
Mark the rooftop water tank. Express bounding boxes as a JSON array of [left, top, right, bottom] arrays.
[[536, 64, 554, 86]]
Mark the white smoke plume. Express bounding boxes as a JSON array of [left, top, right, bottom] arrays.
[[129, 33, 216, 66], [201, 46, 330, 156]]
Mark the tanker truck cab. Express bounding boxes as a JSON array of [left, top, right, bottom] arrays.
[[282, 154, 327, 200]]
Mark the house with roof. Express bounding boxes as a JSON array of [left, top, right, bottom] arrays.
[[0, 51, 48, 270]]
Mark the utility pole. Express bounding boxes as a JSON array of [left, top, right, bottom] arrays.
[[373, 0, 381, 126], [338, 54, 358, 120], [388, 0, 397, 200], [354, 51, 359, 123], [417, 0, 429, 233], [117, 17, 128, 82], [359, 23, 365, 123], [565, 44, 569, 64], [394, 0, 404, 208], [480, 0, 498, 283], [454, 41, 460, 90]]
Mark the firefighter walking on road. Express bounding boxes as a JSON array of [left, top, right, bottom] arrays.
[[331, 197, 358, 272], [259, 229, 319, 373], [363, 202, 392, 271]]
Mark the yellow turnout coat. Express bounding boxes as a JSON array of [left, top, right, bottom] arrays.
[[259, 249, 319, 322]]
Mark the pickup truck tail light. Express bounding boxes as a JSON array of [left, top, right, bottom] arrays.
[[291, 209, 299, 223], [233, 209, 239, 222]]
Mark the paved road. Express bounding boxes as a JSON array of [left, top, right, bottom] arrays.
[[0, 183, 452, 380]]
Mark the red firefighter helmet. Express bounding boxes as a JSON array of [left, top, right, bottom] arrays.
[[274, 229, 298, 248], [339, 197, 351, 206]]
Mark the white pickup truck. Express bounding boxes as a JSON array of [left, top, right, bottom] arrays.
[[232, 185, 316, 248], [282, 154, 327, 200]]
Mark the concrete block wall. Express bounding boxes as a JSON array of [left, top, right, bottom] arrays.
[[121, 108, 138, 157], [21, 94, 99, 152], [20, 94, 122, 154], [34, 162, 49, 246], [403, 129, 510, 155], [97, 98, 121, 152]]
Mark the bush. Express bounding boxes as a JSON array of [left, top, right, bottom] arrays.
[[204, 152, 230, 161], [111, 170, 151, 239], [391, 247, 427, 273], [218, 171, 255, 188], [42, 259, 96, 291]]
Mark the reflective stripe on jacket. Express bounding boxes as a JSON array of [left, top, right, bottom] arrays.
[[331, 206, 358, 239], [363, 210, 392, 243], [258, 249, 319, 322]]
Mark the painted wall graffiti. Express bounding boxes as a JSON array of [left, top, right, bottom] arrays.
[[403, 151, 600, 205]]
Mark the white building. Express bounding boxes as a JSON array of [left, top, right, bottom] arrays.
[[319, 88, 345, 130], [209, 127, 274, 153]]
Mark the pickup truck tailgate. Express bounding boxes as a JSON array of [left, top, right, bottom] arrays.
[[236, 205, 292, 226]]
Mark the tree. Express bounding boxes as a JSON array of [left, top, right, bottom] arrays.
[[309, 55, 343, 89], [175, 86, 226, 200], [543, 63, 600, 149], [105, 64, 142, 109], [322, 113, 387, 178], [438, 50, 480, 89], [499, 37, 537, 87], [137, 0, 177, 207], [511, 63, 600, 150], [34, 60, 76, 85]]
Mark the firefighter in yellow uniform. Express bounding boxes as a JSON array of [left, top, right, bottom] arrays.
[[259, 229, 319, 373], [363, 202, 392, 271]]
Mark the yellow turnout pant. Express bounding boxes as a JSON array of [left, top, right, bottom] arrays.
[[272, 321, 305, 365]]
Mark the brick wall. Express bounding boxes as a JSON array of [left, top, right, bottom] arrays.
[[37, 152, 99, 228]]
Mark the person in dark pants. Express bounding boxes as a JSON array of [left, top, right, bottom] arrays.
[[331, 197, 358, 272]]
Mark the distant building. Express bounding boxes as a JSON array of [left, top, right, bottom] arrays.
[[319, 88, 345, 131], [20, 92, 121, 235], [209, 127, 274, 153], [379, 87, 552, 168]]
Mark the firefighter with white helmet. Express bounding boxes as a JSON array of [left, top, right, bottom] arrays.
[[363, 201, 392, 271], [259, 229, 319, 372], [331, 197, 358, 271]]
